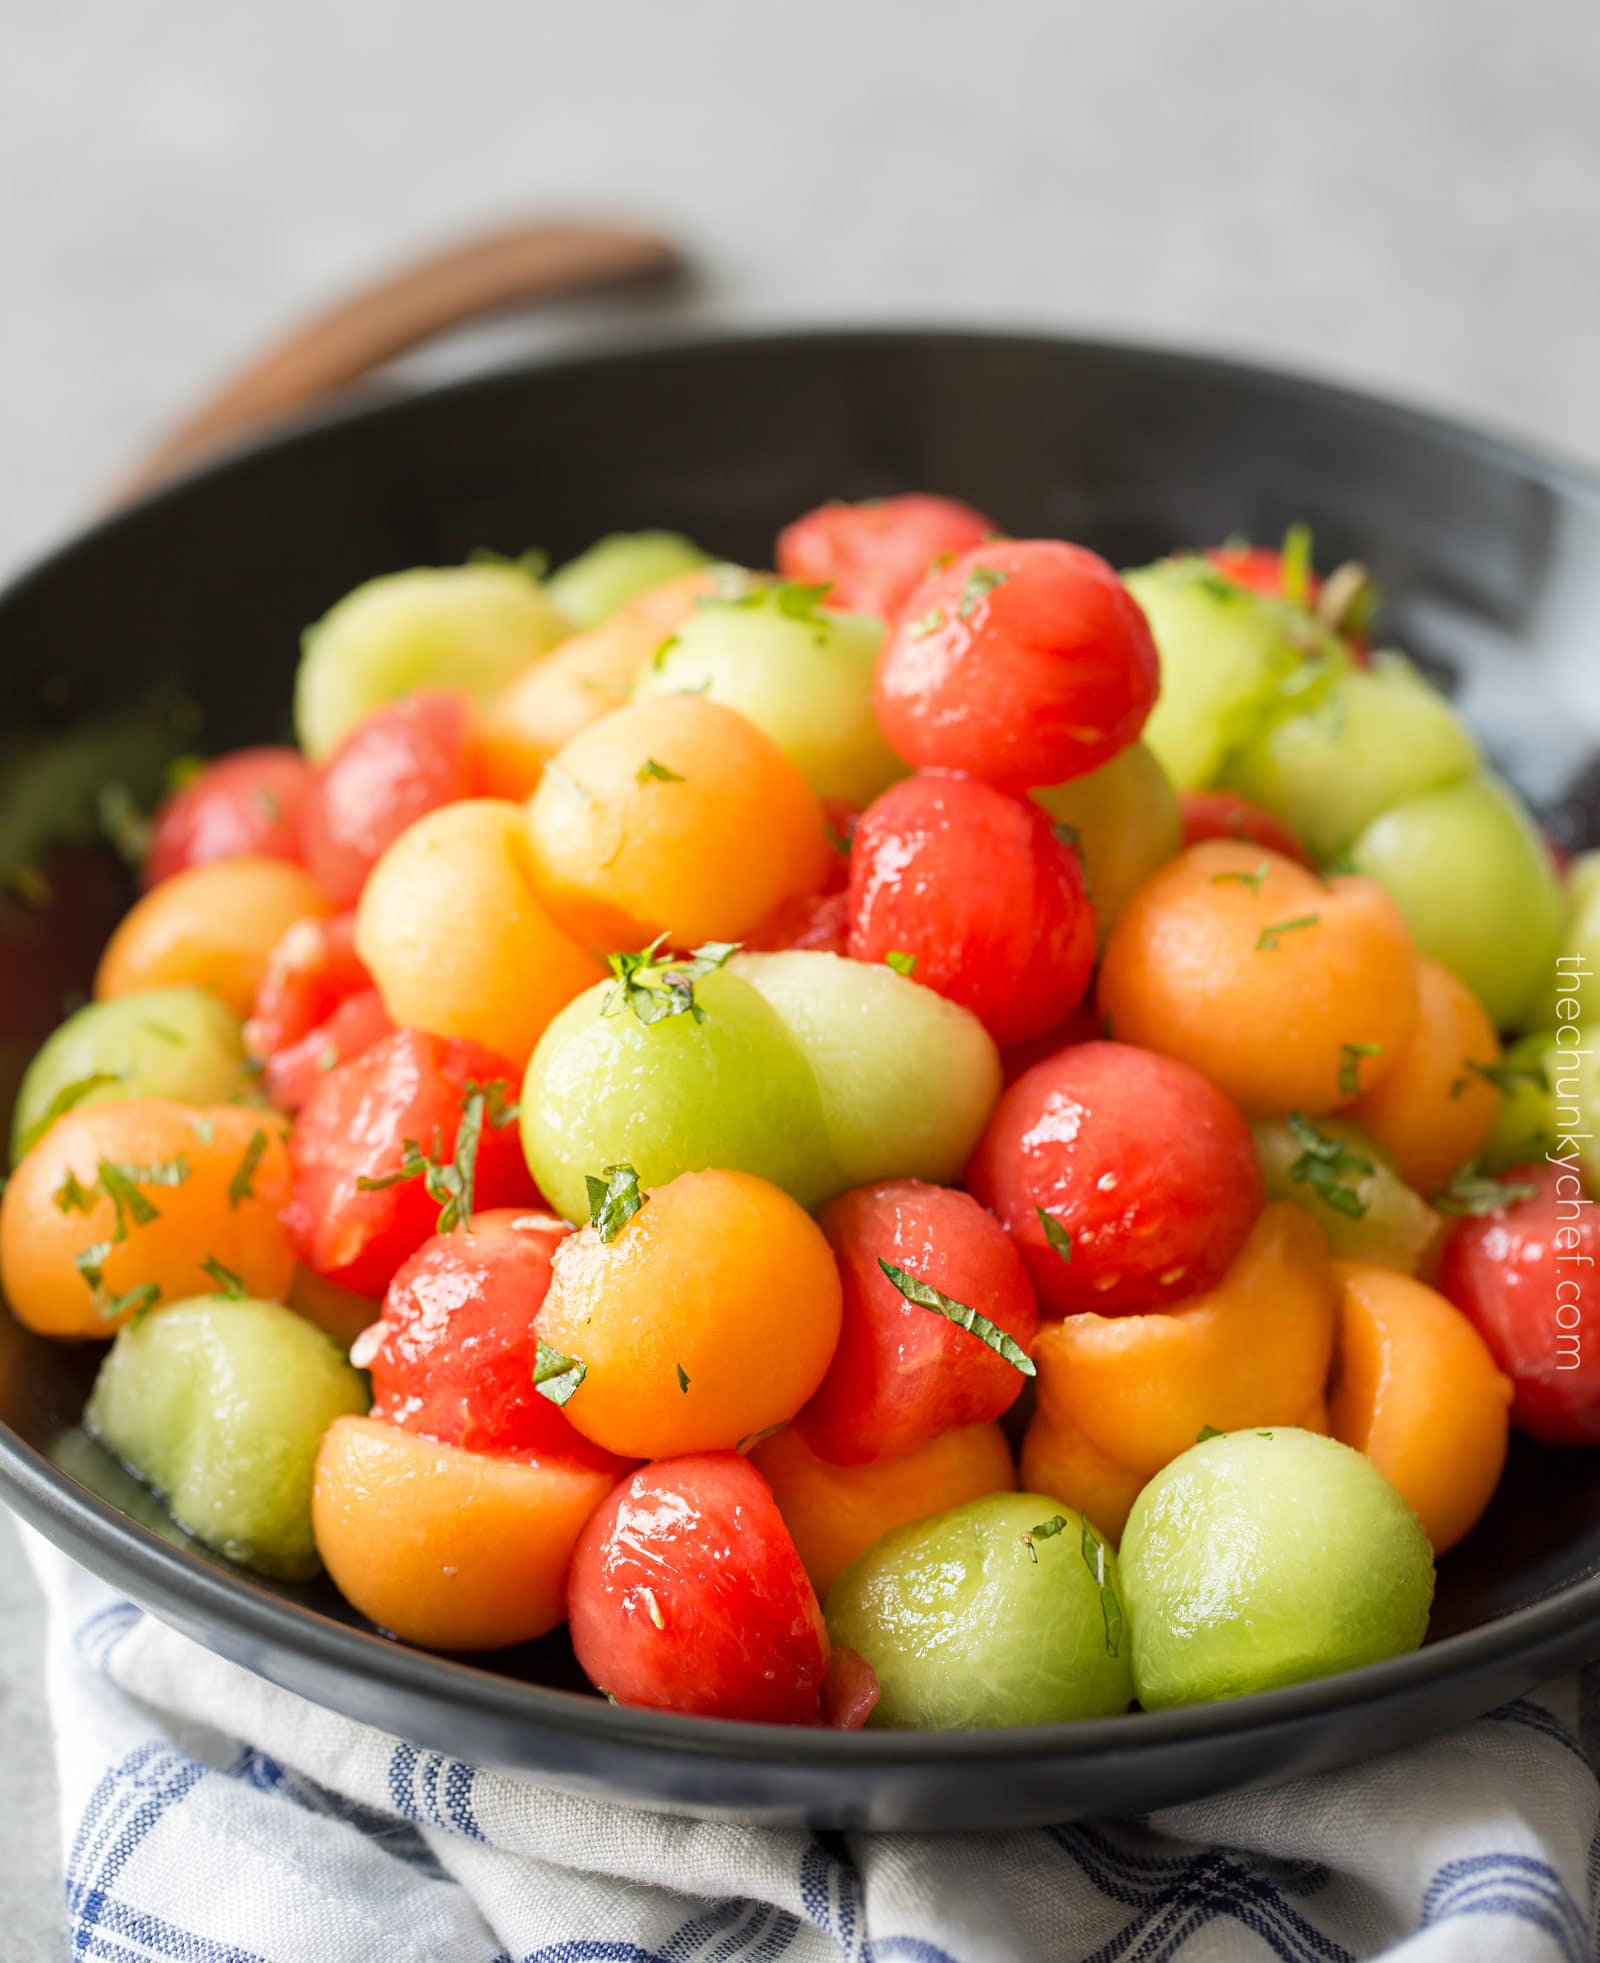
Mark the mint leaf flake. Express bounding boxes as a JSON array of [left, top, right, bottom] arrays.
[[533, 1337, 586, 1406], [585, 1162, 645, 1243], [876, 1258, 1035, 1376]]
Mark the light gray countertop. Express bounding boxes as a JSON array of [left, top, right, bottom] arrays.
[[3, 0, 1598, 1954]]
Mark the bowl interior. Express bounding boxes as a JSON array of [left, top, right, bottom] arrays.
[[3, 330, 1600, 1820]]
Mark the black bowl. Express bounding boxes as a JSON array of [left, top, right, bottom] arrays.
[[3, 329, 1599, 1831]]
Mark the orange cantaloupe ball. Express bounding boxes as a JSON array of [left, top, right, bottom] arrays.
[[1099, 841, 1420, 1117], [312, 1416, 616, 1649], [480, 570, 714, 800], [538, 1168, 843, 1460], [1330, 1261, 1513, 1554], [95, 858, 332, 1019], [752, 1420, 1014, 1597], [1030, 1203, 1337, 1481], [1344, 958, 1502, 1196], [1, 1100, 293, 1339], [523, 693, 833, 953], [355, 798, 602, 1069]]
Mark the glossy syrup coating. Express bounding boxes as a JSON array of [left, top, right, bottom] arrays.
[[300, 688, 483, 907], [967, 1040, 1264, 1317], [847, 770, 1096, 1046], [1099, 840, 1420, 1119], [796, 1179, 1038, 1466], [1437, 1159, 1600, 1445], [567, 1452, 829, 1723], [144, 746, 314, 888], [776, 493, 996, 619], [363, 1206, 619, 1470], [538, 1168, 843, 1460], [874, 539, 1159, 792], [285, 1027, 536, 1299]]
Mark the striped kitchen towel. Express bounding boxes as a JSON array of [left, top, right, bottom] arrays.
[[25, 1527, 1600, 1962]]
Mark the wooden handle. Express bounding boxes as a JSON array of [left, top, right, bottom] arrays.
[[114, 218, 682, 502]]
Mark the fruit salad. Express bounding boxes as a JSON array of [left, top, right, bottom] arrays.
[[5, 497, 1593, 1733]]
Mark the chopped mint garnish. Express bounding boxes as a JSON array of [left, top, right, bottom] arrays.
[[1080, 1516, 1123, 1657], [1036, 1208, 1073, 1266], [53, 1169, 98, 1215], [1210, 862, 1269, 894], [227, 1129, 270, 1209], [1468, 1057, 1549, 1097], [1279, 523, 1314, 610], [1338, 1041, 1384, 1098], [585, 1163, 645, 1243], [57, 1153, 190, 1309], [102, 1281, 160, 1324], [97, 783, 153, 869], [1286, 1113, 1373, 1219], [635, 757, 685, 786], [957, 565, 1009, 620], [876, 1258, 1035, 1376], [603, 935, 738, 1027], [200, 1254, 247, 1299], [1435, 1161, 1539, 1217], [885, 949, 917, 977], [354, 1080, 517, 1233], [1257, 913, 1320, 951], [16, 1069, 127, 1155], [543, 760, 594, 808], [533, 1337, 586, 1406], [735, 1422, 784, 1456]]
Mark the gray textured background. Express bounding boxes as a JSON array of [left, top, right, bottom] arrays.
[[3, 0, 1599, 1953]]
